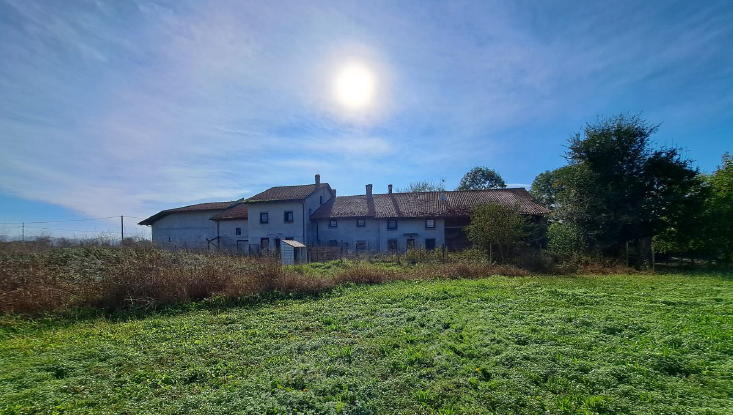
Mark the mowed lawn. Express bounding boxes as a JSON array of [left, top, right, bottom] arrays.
[[1, 274, 731, 414]]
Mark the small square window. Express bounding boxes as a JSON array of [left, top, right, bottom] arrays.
[[284, 211, 294, 223], [425, 219, 435, 229], [260, 212, 268, 224], [387, 219, 397, 230], [357, 218, 366, 227], [356, 240, 367, 251], [329, 219, 337, 228], [235, 227, 241, 236]]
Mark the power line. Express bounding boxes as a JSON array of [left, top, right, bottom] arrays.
[[0, 216, 118, 225], [23, 226, 117, 233]]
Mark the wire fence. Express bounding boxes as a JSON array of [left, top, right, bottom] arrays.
[[0, 215, 151, 242]]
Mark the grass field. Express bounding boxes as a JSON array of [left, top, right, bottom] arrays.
[[1, 273, 731, 414]]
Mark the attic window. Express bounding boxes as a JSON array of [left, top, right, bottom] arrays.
[[329, 219, 337, 228], [425, 219, 435, 229], [357, 218, 365, 227], [235, 227, 242, 235], [260, 212, 269, 224], [387, 219, 397, 230], [284, 211, 294, 223]]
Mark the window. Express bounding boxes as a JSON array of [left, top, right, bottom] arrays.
[[425, 238, 436, 251], [328, 239, 338, 247], [357, 218, 366, 227], [284, 211, 294, 223], [387, 219, 397, 230], [425, 219, 435, 229], [387, 239, 398, 252], [329, 219, 337, 228], [235, 227, 241, 235], [356, 240, 367, 251], [260, 212, 269, 224], [407, 238, 416, 250], [260, 238, 269, 249]]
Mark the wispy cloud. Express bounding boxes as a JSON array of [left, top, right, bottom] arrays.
[[1, 0, 731, 217]]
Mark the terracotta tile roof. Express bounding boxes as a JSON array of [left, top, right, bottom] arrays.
[[246, 183, 331, 202], [210, 203, 249, 221], [138, 201, 235, 225], [310, 188, 549, 219]]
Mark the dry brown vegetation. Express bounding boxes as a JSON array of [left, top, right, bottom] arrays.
[[0, 241, 637, 315]]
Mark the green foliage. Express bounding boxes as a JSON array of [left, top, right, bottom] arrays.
[[553, 114, 702, 255], [1, 274, 731, 414], [702, 153, 733, 261], [456, 167, 506, 190], [547, 221, 587, 259], [464, 204, 528, 262], [397, 180, 446, 193]]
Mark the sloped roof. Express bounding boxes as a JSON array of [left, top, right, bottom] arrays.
[[138, 201, 235, 225], [282, 239, 306, 248], [310, 188, 549, 219], [246, 183, 331, 202], [210, 203, 249, 221]]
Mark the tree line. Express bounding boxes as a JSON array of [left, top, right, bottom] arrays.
[[404, 113, 733, 266]]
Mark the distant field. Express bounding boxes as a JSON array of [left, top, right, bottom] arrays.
[[1, 273, 731, 414]]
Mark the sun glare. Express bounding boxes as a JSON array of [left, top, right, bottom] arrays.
[[334, 63, 375, 109]]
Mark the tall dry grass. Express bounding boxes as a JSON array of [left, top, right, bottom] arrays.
[[0, 241, 637, 315]]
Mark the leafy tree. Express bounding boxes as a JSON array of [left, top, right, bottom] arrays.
[[456, 167, 506, 190], [464, 204, 528, 262], [554, 113, 701, 255], [530, 166, 572, 208], [703, 153, 733, 262], [397, 180, 446, 193]]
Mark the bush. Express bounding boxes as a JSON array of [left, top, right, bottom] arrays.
[[464, 204, 529, 263], [547, 221, 587, 260]]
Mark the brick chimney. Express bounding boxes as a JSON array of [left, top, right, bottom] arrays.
[[315, 174, 320, 186], [366, 184, 373, 197], [388, 184, 393, 194]]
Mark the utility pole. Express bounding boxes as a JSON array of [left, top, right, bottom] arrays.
[[120, 215, 124, 242], [21, 222, 25, 243]]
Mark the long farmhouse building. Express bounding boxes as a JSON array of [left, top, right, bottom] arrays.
[[139, 175, 549, 253]]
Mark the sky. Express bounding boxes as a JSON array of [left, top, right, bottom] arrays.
[[1, 0, 731, 240]]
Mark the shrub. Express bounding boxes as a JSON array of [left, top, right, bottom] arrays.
[[464, 204, 529, 263], [547, 221, 587, 260]]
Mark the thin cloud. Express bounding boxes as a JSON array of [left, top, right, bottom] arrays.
[[0, 0, 731, 219]]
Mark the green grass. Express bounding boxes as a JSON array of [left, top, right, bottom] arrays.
[[1, 273, 731, 414]]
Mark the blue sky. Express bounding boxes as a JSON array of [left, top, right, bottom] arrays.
[[1, 0, 731, 239]]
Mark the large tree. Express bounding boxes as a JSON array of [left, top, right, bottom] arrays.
[[703, 153, 733, 262], [553, 114, 702, 255], [529, 166, 573, 209], [456, 167, 506, 190]]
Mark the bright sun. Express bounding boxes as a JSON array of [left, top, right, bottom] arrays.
[[334, 63, 375, 109]]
